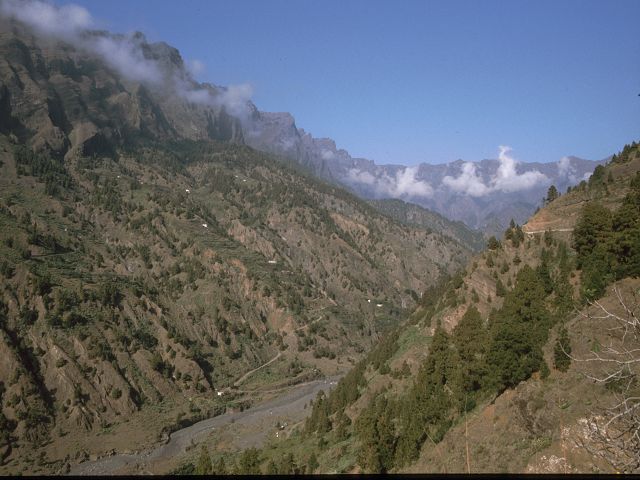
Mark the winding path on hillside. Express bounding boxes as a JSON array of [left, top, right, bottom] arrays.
[[229, 312, 327, 388], [523, 227, 574, 235], [293, 315, 324, 332], [232, 351, 283, 387]]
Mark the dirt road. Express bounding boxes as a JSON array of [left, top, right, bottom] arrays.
[[233, 352, 282, 387], [69, 375, 341, 475]]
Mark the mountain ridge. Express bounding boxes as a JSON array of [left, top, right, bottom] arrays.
[[245, 114, 605, 234], [0, 11, 603, 236]]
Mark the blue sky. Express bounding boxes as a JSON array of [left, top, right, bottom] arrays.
[[55, 0, 638, 165]]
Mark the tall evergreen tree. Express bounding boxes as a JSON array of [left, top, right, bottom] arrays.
[[213, 456, 227, 475], [485, 266, 550, 393], [554, 326, 572, 372], [546, 185, 559, 204], [195, 445, 212, 475], [573, 202, 613, 269], [612, 172, 640, 279], [236, 448, 262, 474], [453, 306, 487, 394], [307, 452, 319, 473], [356, 396, 396, 473], [394, 327, 453, 466]]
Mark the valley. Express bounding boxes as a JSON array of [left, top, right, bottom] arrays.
[[0, 1, 638, 475], [0, 131, 469, 474]]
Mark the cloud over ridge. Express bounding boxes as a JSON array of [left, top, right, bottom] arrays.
[[442, 146, 549, 197], [347, 146, 551, 200], [347, 165, 434, 199], [0, 0, 253, 117]]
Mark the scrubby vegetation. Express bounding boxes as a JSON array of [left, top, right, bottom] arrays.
[[573, 171, 640, 299], [221, 146, 638, 474], [0, 124, 473, 473]]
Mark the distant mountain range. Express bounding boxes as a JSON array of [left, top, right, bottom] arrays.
[[244, 111, 605, 234]]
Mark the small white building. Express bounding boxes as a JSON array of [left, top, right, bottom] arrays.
[[202, 223, 208, 228]]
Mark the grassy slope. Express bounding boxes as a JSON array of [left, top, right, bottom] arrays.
[[235, 143, 640, 474], [0, 135, 471, 474], [369, 198, 486, 252]]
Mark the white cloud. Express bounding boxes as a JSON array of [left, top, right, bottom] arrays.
[[321, 149, 335, 160], [1, 0, 253, 117], [187, 59, 205, 77], [0, 0, 91, 39], [175, 81, 253, 119], [442, 146, 548, 196], [442, 161, 490, 197], [180, 87, 213, 104], [279, 137, 295, 150], [493, 145, 548, 193], [557, 156, 573, 179], [347, 168, 377, 186], [217, 83, 253, 119], [92, 34, 162, 85], [347, 166, 433, 198], [393, 166, 433, 197], [1, 0, 160, 84], [557, 156, 590, 184]]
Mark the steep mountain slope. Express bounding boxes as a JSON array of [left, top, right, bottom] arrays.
[[0, 20, 475, 475], [212, 142, 639, 474], [0, 132, 473, 473], [369, 198, 486, 252], [0, 18, 243, 158], [0, 7, 631, 475]]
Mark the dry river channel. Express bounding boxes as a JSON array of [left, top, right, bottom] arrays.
[[69, 375, 342, 475]]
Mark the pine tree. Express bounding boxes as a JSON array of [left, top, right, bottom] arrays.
[[487, 236, 500, 250], [213, 456, 227, 475], [307, 452, 319, 473], [335, 408, 351, 441], [546, 185, 559, 204], [394, 327, 453, 466], [236, 448, 261, 474], [573, 202, 613, 268], [553, 270, 574, 320], [612, 172, 640, 279], [356, 396, 396, 473], [195, 445, 212, 475], [453, 306, 487, 393], [266, 459, 278, 475], [536, 252, 554, 295], [554, 326, 572, 372], [306, 390, 331, 433], [485, 266, 550, 392], [277, 452, 297, 474]]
